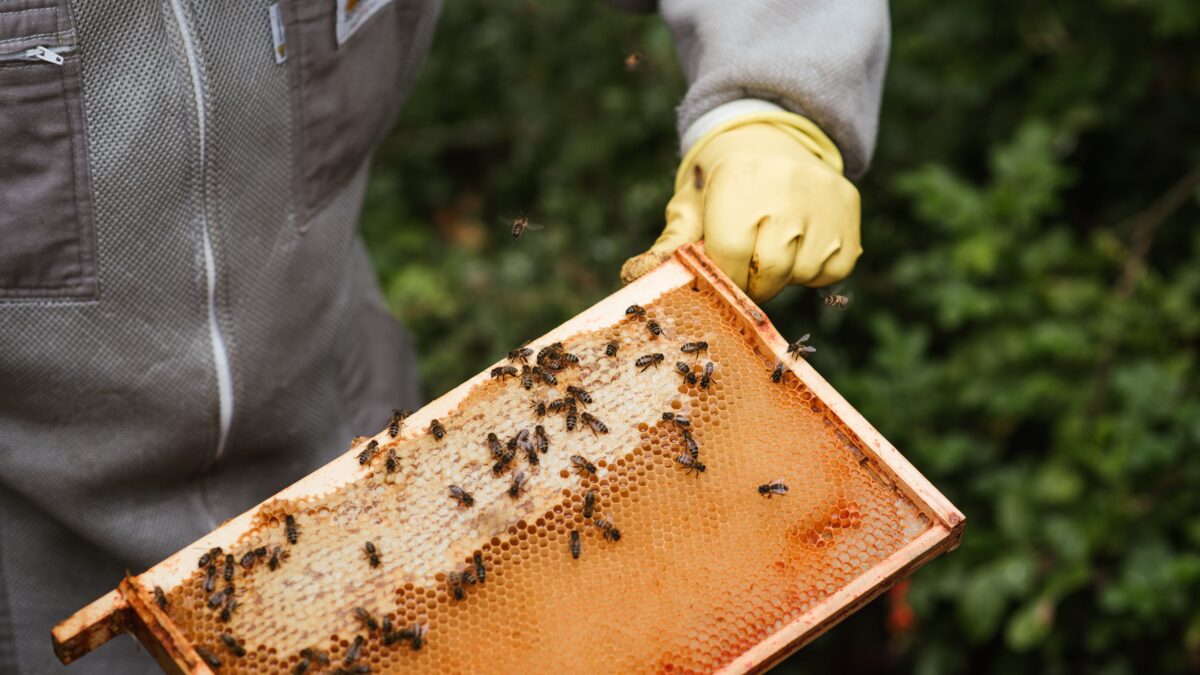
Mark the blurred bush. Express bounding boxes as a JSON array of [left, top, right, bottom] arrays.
[[361, 0, 1200, 672]]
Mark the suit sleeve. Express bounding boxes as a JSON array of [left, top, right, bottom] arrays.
[[607, 0, 890, 178]]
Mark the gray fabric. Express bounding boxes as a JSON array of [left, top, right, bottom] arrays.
[[613, 0, 891, 178], [0, 0, 434, 671], [0, 0, 96, 298]]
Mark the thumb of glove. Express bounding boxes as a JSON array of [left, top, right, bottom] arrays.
[[620, 184, 704, 284]]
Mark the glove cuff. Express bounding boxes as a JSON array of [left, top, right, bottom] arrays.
[[674, 110, 845, 191]]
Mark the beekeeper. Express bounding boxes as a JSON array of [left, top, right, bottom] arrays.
[[0, 0, 886, 671]]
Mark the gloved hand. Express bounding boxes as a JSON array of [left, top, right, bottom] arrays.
[[621, 111, 862, 303]]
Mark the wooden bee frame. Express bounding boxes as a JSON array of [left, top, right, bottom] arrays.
[[52, 243, 964, 674]]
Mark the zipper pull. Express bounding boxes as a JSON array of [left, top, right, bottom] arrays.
[[25, 46, 64, 65]]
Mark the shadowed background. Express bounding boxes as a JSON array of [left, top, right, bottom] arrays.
[[359, 1, 1200, 672]]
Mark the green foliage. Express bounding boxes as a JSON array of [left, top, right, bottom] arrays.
[[361, 0, 1200, 672]]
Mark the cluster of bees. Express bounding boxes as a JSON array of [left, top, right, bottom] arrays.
[[172, 299, 819, 672]]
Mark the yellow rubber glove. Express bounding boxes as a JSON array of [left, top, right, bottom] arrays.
[[621, 111, 862, 302]]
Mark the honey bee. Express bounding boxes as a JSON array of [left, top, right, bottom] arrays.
[[203, 565, 217, 592], [636, 353, 665, 371], [582, 490, 596, 519], [153, 586, 168, 610], [682, 429, 699, 459], [593, 518, 622, 542], [491, 365, 518, 380], [207, 588, 227, 609], [508, 471, 530, 498], [220, 632, 246, 657], [474, 551, 486, 583], [534, 425, 549, 453], [624, 51, 643, 71], [344, 635, 365, 664], [387, 408, 412, 438], [681, 341, 708, 356], [448, 571, 466, 601], [532, 399, 548, 417], [223, 554, 235, 582], [429, 419, 445, 440], [673, 361, 697, 384], [336, 665, 371, 675], [700, 362, 714, 389], [693, 164, 705, 190], [254, 546, 267, 558], [626, 304, 646, 318], [547, 397, 571, 414], [570, 455, 598, 476], [300, 648, 330, 667], [536, 342, 563, 367], [566, 385, 592, 405], [198, 546, 222, 569], [285, 514, 299, 544], [357, 439, 379, 465], [492, 446, 516, 475], [786, 334, 816, 359], [402, 623, 428, 650], [605, 340, 619, 357], [532, 365, 557, 386], [196, 645, 221, 669], [758, 479, 789, 497], [354, 607, 378, 632], [771, 361, 786, 383], [662, 411, 690, 428], [385, 449, 399, 474], [363, 541, 381, 568], [448, 484, 475, 507], [240, 550, 257, 569], [219, 597, 238, 623], [487, 432, 504, 459], [508, 345, 533, 363], [521, 365, 534, 390], [509, 215, 543, 238], [523, 441, 540, 467], [565, 406, 578, 432], [570, 530, 582, 559], [268, 546, 289, 571], [647, 320, 666, 339], [675, 453, 707, 475], [381, 616, 396, 645], [581, 412, 609, 435], [822, 291, 851, 309]]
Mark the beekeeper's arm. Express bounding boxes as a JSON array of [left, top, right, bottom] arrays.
[[610, 0, 891, 302]]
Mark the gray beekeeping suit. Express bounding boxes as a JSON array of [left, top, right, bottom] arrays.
[[0, 0, 887, 671]]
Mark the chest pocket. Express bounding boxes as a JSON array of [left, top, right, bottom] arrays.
[[0, 0, 96, 300], [282, 0, 411, 226]]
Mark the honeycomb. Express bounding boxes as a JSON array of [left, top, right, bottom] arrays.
[[154, 284, 931, 674]]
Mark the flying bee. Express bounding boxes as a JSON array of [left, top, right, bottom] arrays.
[[153, 586, 168, 610], [594, 518, 622, 542], [448, 571, 466, 601], [203, 565, 217, 592], [268, 546, 288, 571], [223, 554, 235, 582], [700, 361, 714, 389], [509, 215, 543, 238], [636, 353, 665, 371], [491, 365, 518, 380], [474, 552, 486, 583], [758, 479, 789, 497], [198, 546, 222, 569], [821, 288, 851, 309], [675, 453, 707, 475], [363, 541, 381, 568], [605, 340, 619, 357], [429, 419, 445, 440], [196, 646, 221, 669], [624, 51, 643, 71], [532, 365, 557, 386], [662, 411, 690, 428], [534, 425, 549, 453], [344, 635, 365, 664], [448, 484, 475, 507], [570, 530, 582, 559], [682, 429, 700, 459], [570, 455, 598, 476], [582, 490, 596, 519], [681, 341, 709, 357], [220, 632, 246, 657], [385, 449, 399, 474], [647, 320, 666, 339], [626, 304, 646, 318], [566, 385, 592, 405], [508, 345, 533, 363], [693, 164, 705, 190], [786, 333, 816, 359], [532, 399, 547, 417], [771, 361, 786, 383], [521, 365, 534, 390], [354, 607, 378, 632], [285, 514, 299, 544], [357, 439, 379, 465], [673, 361, 697, 384], [581, 412, 609, 435], [508, 471, 530, 499], [547, 397, 570, 414], [240, 550, 257, 569]]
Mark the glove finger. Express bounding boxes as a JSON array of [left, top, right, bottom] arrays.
[[797, 181, 861, 287], [701, 168, 762, 291], [746, 213, 803, 303], [620, 184, 704, 284]]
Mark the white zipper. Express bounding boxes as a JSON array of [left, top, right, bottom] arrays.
[[167, 0, 235, 462], [0, 44, 75, 64]]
